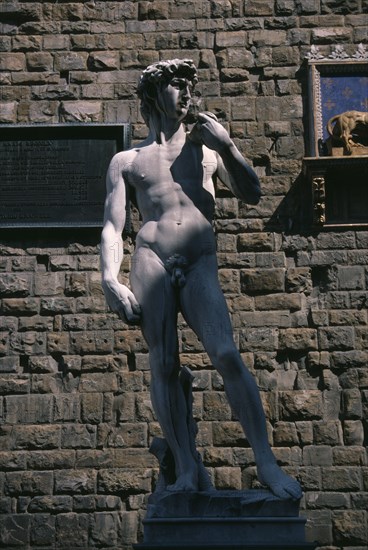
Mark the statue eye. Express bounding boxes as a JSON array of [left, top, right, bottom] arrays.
[[171, 79, 182, 88]]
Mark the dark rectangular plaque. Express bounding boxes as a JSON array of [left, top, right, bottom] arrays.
[[0, 123, 130, 227]]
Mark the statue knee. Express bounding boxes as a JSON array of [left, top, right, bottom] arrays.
[[150, 353, 180, 383], [213, 346, 243, 378]]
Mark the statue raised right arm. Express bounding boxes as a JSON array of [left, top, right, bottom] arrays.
[[100, 155, 141, 325]]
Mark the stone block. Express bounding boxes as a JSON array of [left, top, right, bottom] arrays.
[[342, 389, 363, 419], [26, 52, 53, 71], [311, 26, 352, 43], [34, 273, 64, 296], [28, 496, 72, 514], [90, 511, 121, 546], [0, 514, 30, 547], [279, 391, 323, 420], [255, 293, 302, 311], [113, 393, 136, 423], [54, 51, 88, 72], [238, 233, 274, 252], [321, 0, 361, 12], [12, 425, 60, 450], [139, 1, 169, 20], [306, 491, 349, 509], [73, 495, 97, 511], [2, 297, 39, 315], [0, 356, 20, 373], [54, 470, 96, 495], [49, 255, 77, 271], [321, 467, 362, 491], [216, 31, 247, 47], [120, 511, 139, 545], [332, 511, 368, 546], [273, 421, 299, 445], [255, 252, 286, 268], [296, 422, 314, 445], [203, 392, 232, 421], [54, 395, 80, 423], [235, 310, 290, 328], [212, 421, 246, 446], [343, 420, 364, 445], [0, 332, 9, 355], [326, 292, 350, 309], [313, 421, 343, 446], [329, 309, 367, 326], [5, 395, 54, 424], [88, 51, 120, 71], [0, 313, 17, 332], [81, 393, 103, 424], [18, 315, 53, 331], [239, 327, 279, 352], [0, 375, 30, 395], [5, 471, 53, 496], [40, 297, 74, 314], [351, 492, 368, 510], [0, 52, 25, 71], [337, 266, 365, 290], [305, 510, 332, 545], [47, 332, 69, 354], [319, 327, 355, 351], [65, 272, 88, 296], [214, 466, 242, 490], [55, 513, 89, 548], [9, 331, 46, 355], [61, 425, 96, 449], [297, 467, 321, 490], [30, 514, 55, 546], [70, 331, 113, 354], [285, 267, 312, 294], [0, 100, 17, 123], [62, 315, 87, 331], [79, 372, 118, 393], [60, 100, 102, 123], [43, 34, 69, 50], [0, 273, 31, 296], [241, 268, 285, 294], [230, 97, 256, 121], [98, 422, 148, 448], [333, 446, 367, 466], [244, 1, 274, 15], [98, 469, 152, 494], [279, 328, 317, 351]]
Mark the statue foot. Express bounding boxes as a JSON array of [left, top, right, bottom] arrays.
[[258, 462, 302, 500], [167, 472, 198, 492]]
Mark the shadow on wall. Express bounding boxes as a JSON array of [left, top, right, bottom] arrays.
[[264, 172, 315, 236]]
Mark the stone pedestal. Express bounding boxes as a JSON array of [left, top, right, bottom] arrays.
[[133, 490, 317, 550]]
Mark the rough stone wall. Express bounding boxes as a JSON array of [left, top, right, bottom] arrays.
[[0, 1, 368, 549]]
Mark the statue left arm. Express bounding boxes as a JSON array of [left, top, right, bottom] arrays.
[[195, 113, 261, 205]]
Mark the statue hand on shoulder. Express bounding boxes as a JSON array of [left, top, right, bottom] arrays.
[[102, 280, 141, 325], [189, 112, 232, 153]]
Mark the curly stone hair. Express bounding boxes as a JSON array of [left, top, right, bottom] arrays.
[[137, 58, 198, 125]]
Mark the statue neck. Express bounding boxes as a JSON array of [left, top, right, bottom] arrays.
[[148, 112, 186, 146]]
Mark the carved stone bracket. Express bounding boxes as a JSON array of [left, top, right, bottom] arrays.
[[311, 175, 326, 226]]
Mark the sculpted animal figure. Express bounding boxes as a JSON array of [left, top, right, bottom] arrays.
[[327, 110, 368, 153]]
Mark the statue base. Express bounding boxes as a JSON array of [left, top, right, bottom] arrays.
[[133, 490, 317, 550]]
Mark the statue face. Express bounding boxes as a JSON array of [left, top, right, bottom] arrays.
[[156, 77, 193, 120]]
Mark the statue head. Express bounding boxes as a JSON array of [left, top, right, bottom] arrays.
[[137, 59, 198, 126]]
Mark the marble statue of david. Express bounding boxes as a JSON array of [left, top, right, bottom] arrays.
[[100, 59, 302, 500]]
